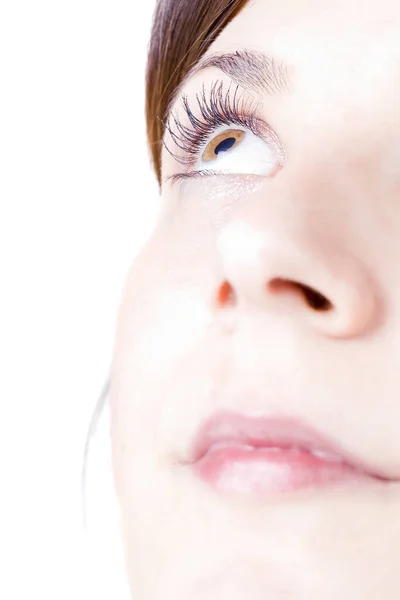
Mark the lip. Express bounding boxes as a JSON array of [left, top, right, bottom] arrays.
[[187, 410, 393, 495]]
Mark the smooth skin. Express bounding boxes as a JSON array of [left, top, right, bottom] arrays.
[[110, 0, 400, 598]]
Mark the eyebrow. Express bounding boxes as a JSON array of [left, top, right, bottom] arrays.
[[171, 49, 294, 107]]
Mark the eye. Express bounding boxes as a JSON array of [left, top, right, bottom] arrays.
[[198, 127, 280, 176]]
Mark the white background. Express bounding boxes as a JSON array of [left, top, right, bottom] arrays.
[[0, 1, 158, 597]]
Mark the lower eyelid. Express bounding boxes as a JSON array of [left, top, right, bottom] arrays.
[[165, 169, 222, 184]]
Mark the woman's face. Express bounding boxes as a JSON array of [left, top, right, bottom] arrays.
[[110, 0, 400, 598]]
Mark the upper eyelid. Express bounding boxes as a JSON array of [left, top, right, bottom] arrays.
[[163, 49, 294, 133], [162, 81, 265, 168], [163, 80, 261, 138], [163, 80, 263, 140]]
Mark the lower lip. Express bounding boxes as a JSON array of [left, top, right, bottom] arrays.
[[192, 444, 371, 495]]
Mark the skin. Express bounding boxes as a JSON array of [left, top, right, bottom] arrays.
[[110, 0, 400, 598]]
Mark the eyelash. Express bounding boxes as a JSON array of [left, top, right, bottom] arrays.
[[162, 81, 263, 182]]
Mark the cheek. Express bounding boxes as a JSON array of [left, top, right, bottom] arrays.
[[109, 181, 237, 444], [108, 231, 212, 496], [111, 251, 212, 399]]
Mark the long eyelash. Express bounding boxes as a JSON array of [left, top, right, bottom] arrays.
[[162, 81, 261, 168]]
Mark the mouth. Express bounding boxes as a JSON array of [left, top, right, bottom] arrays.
[[184, 410, 395, 496]]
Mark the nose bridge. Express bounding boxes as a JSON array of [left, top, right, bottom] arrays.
[[219, 137, 366, 260], [215, 144, 382, 339], [289, 127, 379, 218]]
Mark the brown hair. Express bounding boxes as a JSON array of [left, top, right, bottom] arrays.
[[145, 0, 249, 186]]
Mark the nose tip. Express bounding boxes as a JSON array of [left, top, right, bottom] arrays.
[[216, 221, 379, 339]]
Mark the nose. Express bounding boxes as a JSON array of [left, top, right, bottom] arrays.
[[215, 180, 380, 340]]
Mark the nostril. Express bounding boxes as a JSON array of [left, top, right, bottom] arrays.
[[299, 283, 332, 311], [218, 280, 236, 306], [268, 278, 333, 312]]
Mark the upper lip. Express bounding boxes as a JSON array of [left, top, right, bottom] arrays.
[[188, 410, 394, 480]]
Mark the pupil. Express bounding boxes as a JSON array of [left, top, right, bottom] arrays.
[[214, 137, 236, 156]]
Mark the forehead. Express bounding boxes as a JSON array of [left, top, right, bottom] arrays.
[[171, 0, 400, 127], [201, 0, 400, 76], [209, 0, 400, 49]]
